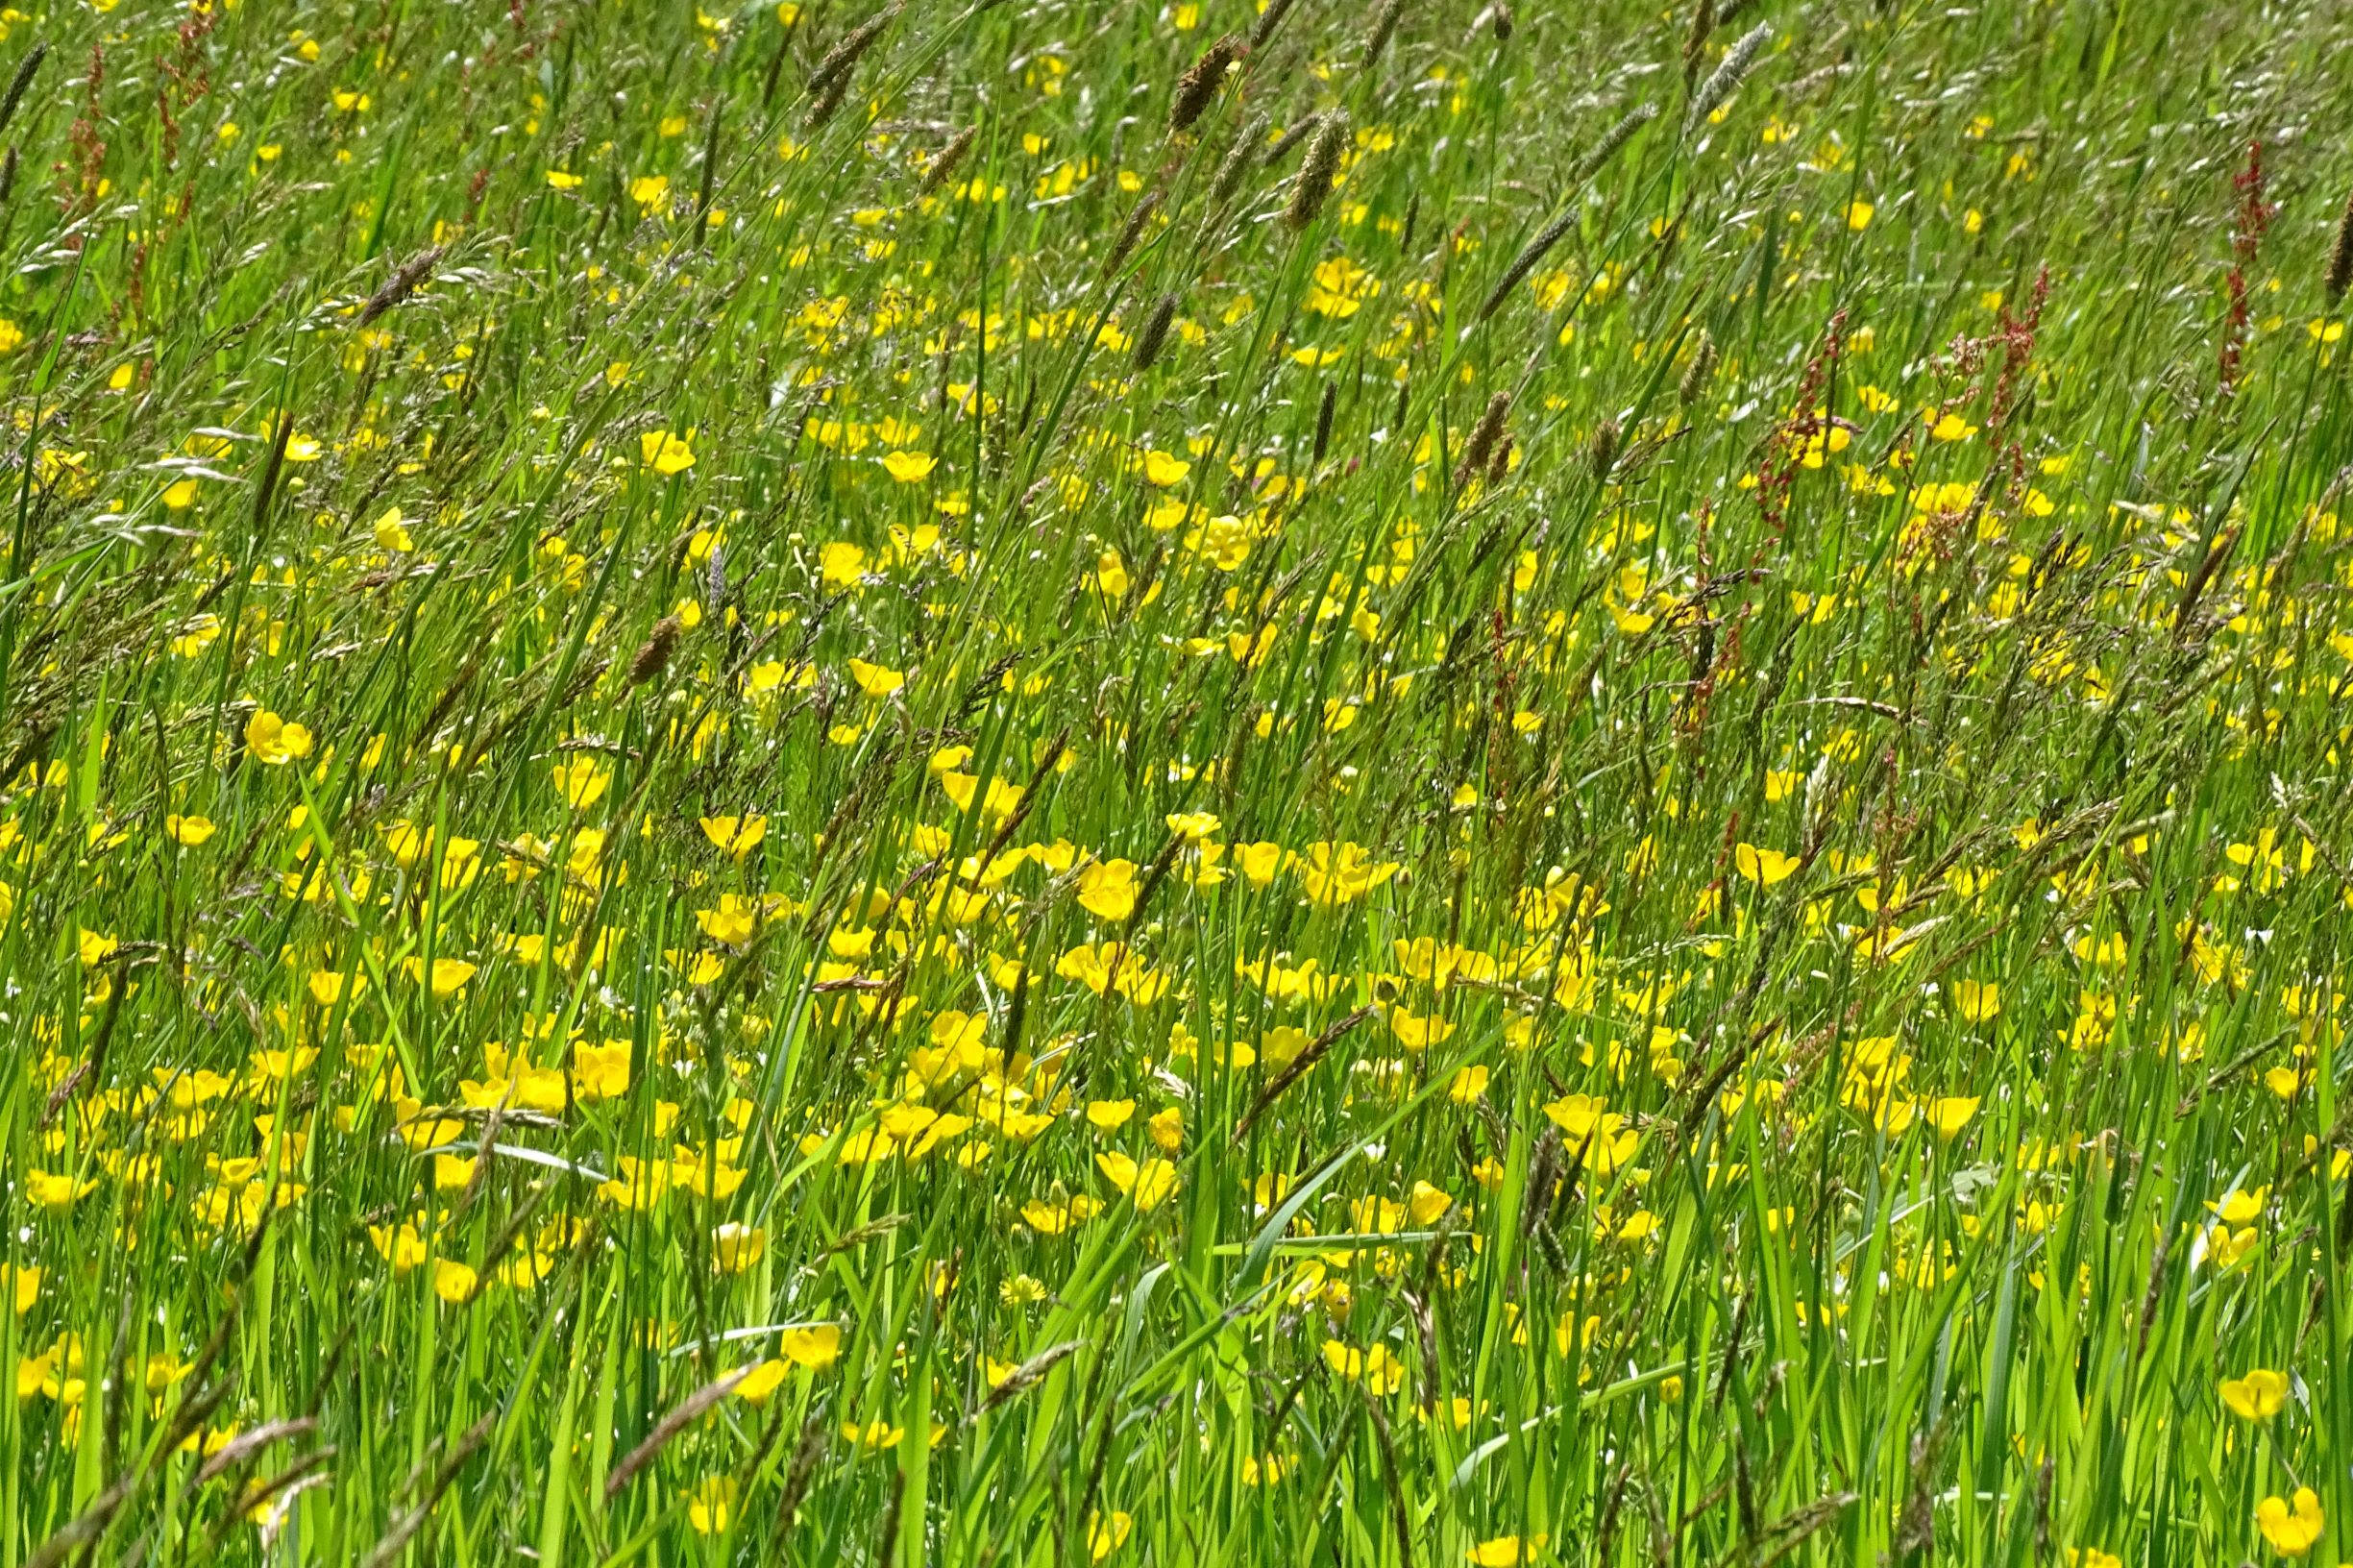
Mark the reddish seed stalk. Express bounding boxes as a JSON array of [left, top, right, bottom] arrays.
[[2218, 139, 2273, 400]]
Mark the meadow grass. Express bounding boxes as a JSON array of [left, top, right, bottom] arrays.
[[4, 0, 2353, 1563]]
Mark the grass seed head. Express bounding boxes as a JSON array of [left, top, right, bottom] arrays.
[[808, 3, 898, 101], [1104, 190, 1162, 277], [1679, 330, 1719, 406], [1209, 111, 1269, 208], [2328, 187, 2353, 302], [1168, 35, 1244, 138], [1361, 0, 1409, 73], [1131, 292, 1179, 374], [1681, 0, 1716, 86], [1262, 116, 1314, 169], [916, 124, 979, 200], [1459, 391, 1511, 481], [357, 245, 443, 329], [1589, 417, 1623, 483], [1572, 101, 1661, 186], [1684, 22, 1770, 132], [630, 615, 682, 686], [805, 2, 900, 127], [803, 70, 852, 131], [1284, 110, 1350, 232], [0, 41, 43, 141], [1247, 0, 1299, 49]]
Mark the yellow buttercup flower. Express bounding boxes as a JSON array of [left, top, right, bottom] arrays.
[[846, 657, 904, 698], [1320, 1339, 1406, 1395], [1924, 1096, 1979, 1139], [699, 815, 767, 858], [244, 710, 314, 766], [712, 1222, 766, 1273], [1094, 548, 1129, 597], [1138, 449, 1190, 487], [1733, 843, 1799, 885], [1095, 1152, 1177, 1212], [551, 757, 610, 810], [164, 814, 215, 845], [404, 957, 478, 996], [686, 1476, 735, 1534], [2220, 1367, 2290, 1421], [2256, 1488, 2324, 1556], [640, 429, 696, 475], [778, 1324, 842, 1368], [1077, 860, 1140, 921], [881, 449, 937, 482], [431, 1259, 478, 1303], [734, 1360, 788, 1404], [24, 1170, 94, 1210], [1234, 842, 1284, 887], [1088, 1510, 1133, 1561], [1952, 979, 2001, 1022], [1540, 1095, 1638, 1173]]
